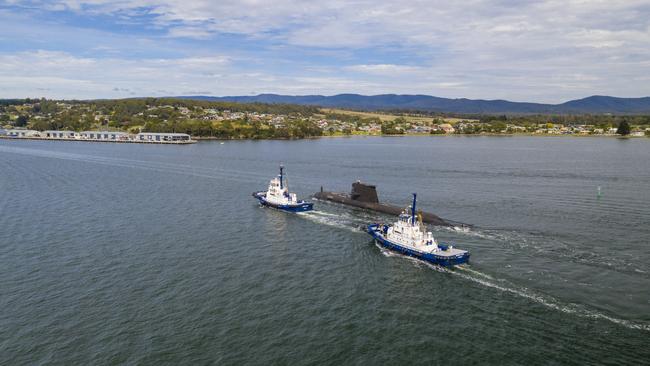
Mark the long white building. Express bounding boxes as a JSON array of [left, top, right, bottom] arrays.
[[1, 129, 195, 144], [44, 130, 78, 139], [79, 131, 130, 141], [5, 129, 42, 138], [136, 132, 192, 142]]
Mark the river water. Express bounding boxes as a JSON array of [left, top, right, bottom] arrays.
[[1, 136, 649, 365]]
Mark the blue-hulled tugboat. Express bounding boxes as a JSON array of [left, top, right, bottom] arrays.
[[367, 194, 470, 267], [253, 165, 314, 212]]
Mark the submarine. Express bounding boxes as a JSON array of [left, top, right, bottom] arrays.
[[314, 181, 461, 227]]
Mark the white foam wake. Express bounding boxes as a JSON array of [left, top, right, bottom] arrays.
[[452, 266, 650, 332], [370, 241, 650, 332], [298, 211, 364, 233]]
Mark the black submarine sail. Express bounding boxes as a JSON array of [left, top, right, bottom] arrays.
[[314, 181, 459, 227]]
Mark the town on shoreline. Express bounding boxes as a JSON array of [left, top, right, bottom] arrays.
[[2, 98, 649, 140]]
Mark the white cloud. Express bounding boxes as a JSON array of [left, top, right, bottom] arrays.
[[345, 64, 426, 75], [166, 26, 213, 39], [0, 51, 232, 98], [10, 1, 650, 50], [2, 0, 650, 101], [0, 50, 379, 98]]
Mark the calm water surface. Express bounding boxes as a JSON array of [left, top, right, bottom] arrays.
[[1, 136, 649, 365]]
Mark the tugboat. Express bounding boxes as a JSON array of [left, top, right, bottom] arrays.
[[253, 165, 314, 212], [367, 194, 470, 267]]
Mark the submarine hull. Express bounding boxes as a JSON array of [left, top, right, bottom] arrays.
[[313, 190, 452, 227]]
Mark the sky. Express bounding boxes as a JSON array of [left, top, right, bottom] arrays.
[[0, 0, 649, 103]]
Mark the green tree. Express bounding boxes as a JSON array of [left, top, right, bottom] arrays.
[[15, 115, 28, 127], [381, 119, 404, 135], [492, 121, 507, 132], [616, 120, 631, 135]]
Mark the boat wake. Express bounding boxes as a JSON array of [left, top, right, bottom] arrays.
[[451, 265, 650, 332], [435, 225, 650, 277], [371, 238, 649, 332], [298, 210, 366, 233], [436, 225, 506, 240]]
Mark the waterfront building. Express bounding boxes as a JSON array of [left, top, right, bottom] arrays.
[[80, 131, 130, 140], [136, 132, 192, 142], [6, 129, 42, 138], [44, 130, 78, 139]]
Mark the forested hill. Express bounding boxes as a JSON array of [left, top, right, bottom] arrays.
[[180, 94, 650, 114]]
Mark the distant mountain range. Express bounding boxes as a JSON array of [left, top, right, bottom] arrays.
[[178, 94, 650, 114]]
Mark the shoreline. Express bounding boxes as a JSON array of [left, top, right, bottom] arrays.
[[0, 136, 196, 144], [195, 133, 648, 140], [2, 134, 647, 144]]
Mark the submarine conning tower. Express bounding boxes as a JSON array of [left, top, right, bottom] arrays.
[[351, 181, 379, 203]]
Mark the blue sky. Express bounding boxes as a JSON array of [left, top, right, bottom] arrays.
[[1, 0, 649, 102]]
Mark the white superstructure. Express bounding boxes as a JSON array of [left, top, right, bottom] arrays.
[[385, 210, 456, 255], [263, 175, 298, 205]]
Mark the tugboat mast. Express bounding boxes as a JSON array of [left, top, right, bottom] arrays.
[[280, 164, 284, 190], [411, 193, 417, 225]]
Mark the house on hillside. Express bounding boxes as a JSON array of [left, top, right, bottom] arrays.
[[439, 123, 455, 133]]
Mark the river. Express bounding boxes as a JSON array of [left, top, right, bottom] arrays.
[[1, 136, 648, 364]]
